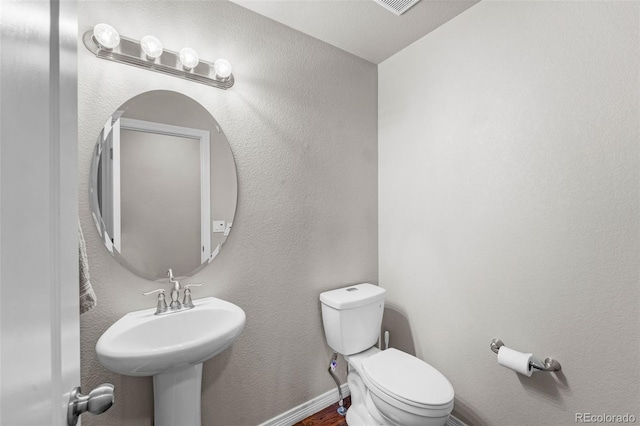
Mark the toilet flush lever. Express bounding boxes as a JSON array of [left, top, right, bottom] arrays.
[[67, 383, 114, 426]]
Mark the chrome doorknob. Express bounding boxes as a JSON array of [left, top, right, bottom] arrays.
[[67, 383, 114, 426]]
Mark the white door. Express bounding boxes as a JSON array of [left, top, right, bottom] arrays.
[[0, 1, 81, 424]]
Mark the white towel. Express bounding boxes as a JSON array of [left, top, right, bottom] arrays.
[[79, 221, 97, 314]]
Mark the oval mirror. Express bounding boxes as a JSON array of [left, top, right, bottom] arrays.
[[89, 90, 237, 281]]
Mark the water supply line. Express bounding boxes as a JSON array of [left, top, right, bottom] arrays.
[[328, 353, 347, 416]]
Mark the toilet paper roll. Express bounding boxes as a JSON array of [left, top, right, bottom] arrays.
[[497, 346, 535, 376]]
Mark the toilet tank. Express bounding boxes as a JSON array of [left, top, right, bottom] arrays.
[[319, 283, 385, 355]]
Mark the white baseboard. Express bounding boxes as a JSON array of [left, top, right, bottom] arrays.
[[258, 383, 350, 426], [257, 383, 466, 426], [448, 414, 468, 426]]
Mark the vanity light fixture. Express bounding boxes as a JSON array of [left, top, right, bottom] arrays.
[[83, 24, 234, 90], [140, 35, 163, 60], [213, 59, 232, 81], [93, 23, 120, 49], [179, 47, 199, 70]]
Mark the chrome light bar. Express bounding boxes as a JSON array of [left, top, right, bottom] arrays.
[[82, 31, 234, 90]]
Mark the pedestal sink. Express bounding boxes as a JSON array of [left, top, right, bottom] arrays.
[[96, 297, 245, 426]]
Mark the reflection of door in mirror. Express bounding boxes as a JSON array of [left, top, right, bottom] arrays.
[[90, 91, 238, 280], [115, 118, 211, 277], [96, 116, 120, 254]]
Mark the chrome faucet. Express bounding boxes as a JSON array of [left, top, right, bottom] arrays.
[[141, 288, 168, 315], [182, 283, 203, 308], [167, 268, 182, 310], [142, 269, 204, 315]]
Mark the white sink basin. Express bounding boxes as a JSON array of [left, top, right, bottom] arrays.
[[96, 297, 246, 376]]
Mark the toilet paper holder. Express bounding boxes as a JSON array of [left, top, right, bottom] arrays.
[[490, 338, 561, 372]]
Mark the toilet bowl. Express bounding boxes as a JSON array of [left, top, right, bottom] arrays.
[[320, 284, 454, 426]]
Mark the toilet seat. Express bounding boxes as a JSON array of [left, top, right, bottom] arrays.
[[361, 349, 454, 413]]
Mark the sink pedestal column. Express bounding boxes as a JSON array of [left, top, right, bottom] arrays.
[[153, 363, 203, 426]]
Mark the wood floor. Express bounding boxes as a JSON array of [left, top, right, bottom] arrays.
[[294, 396, 351, 426]]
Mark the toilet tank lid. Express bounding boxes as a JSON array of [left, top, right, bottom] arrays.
[[320, 283, 385, 310]]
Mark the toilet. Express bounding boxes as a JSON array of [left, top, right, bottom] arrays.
[[320, 283, 454, 426]]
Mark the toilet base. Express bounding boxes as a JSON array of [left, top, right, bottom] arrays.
[[346, 366, 385, 426], [345, 352, 450, 426]]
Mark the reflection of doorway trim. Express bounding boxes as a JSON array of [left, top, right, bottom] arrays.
[[110, 117, 121, 252], [116, 118, 211, 263], [96, 114, 121, 253]]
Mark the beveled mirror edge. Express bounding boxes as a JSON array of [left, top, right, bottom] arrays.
[[89, 90, 239, 282]]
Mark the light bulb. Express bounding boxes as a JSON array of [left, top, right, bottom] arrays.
[[93, 23, 120, 49], [179, 47, 199, 70], [214, 59, 232, 80], [140, 35, 163, 59]]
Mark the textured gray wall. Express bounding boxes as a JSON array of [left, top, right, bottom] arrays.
[[379, 2, 639, 425], [79, 1, 377, 425]]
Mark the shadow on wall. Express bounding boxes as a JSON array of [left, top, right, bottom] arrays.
[[453, 371, 571, 426], [379, 304, 571, 425], [517, 367, 571, 403], [380, 302, 416, 356], [452, 397, 490, 426]]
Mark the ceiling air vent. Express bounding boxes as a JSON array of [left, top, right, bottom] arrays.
[[373, 0, 422, 16]]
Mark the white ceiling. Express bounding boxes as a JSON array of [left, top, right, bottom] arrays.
[[229, 0, 479, 64]]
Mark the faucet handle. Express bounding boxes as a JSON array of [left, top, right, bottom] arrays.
[[142, 289, 168, 315], [182, 283, 203, 308], [142, 288, 166, 296], [183, 283, 203, 290]]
